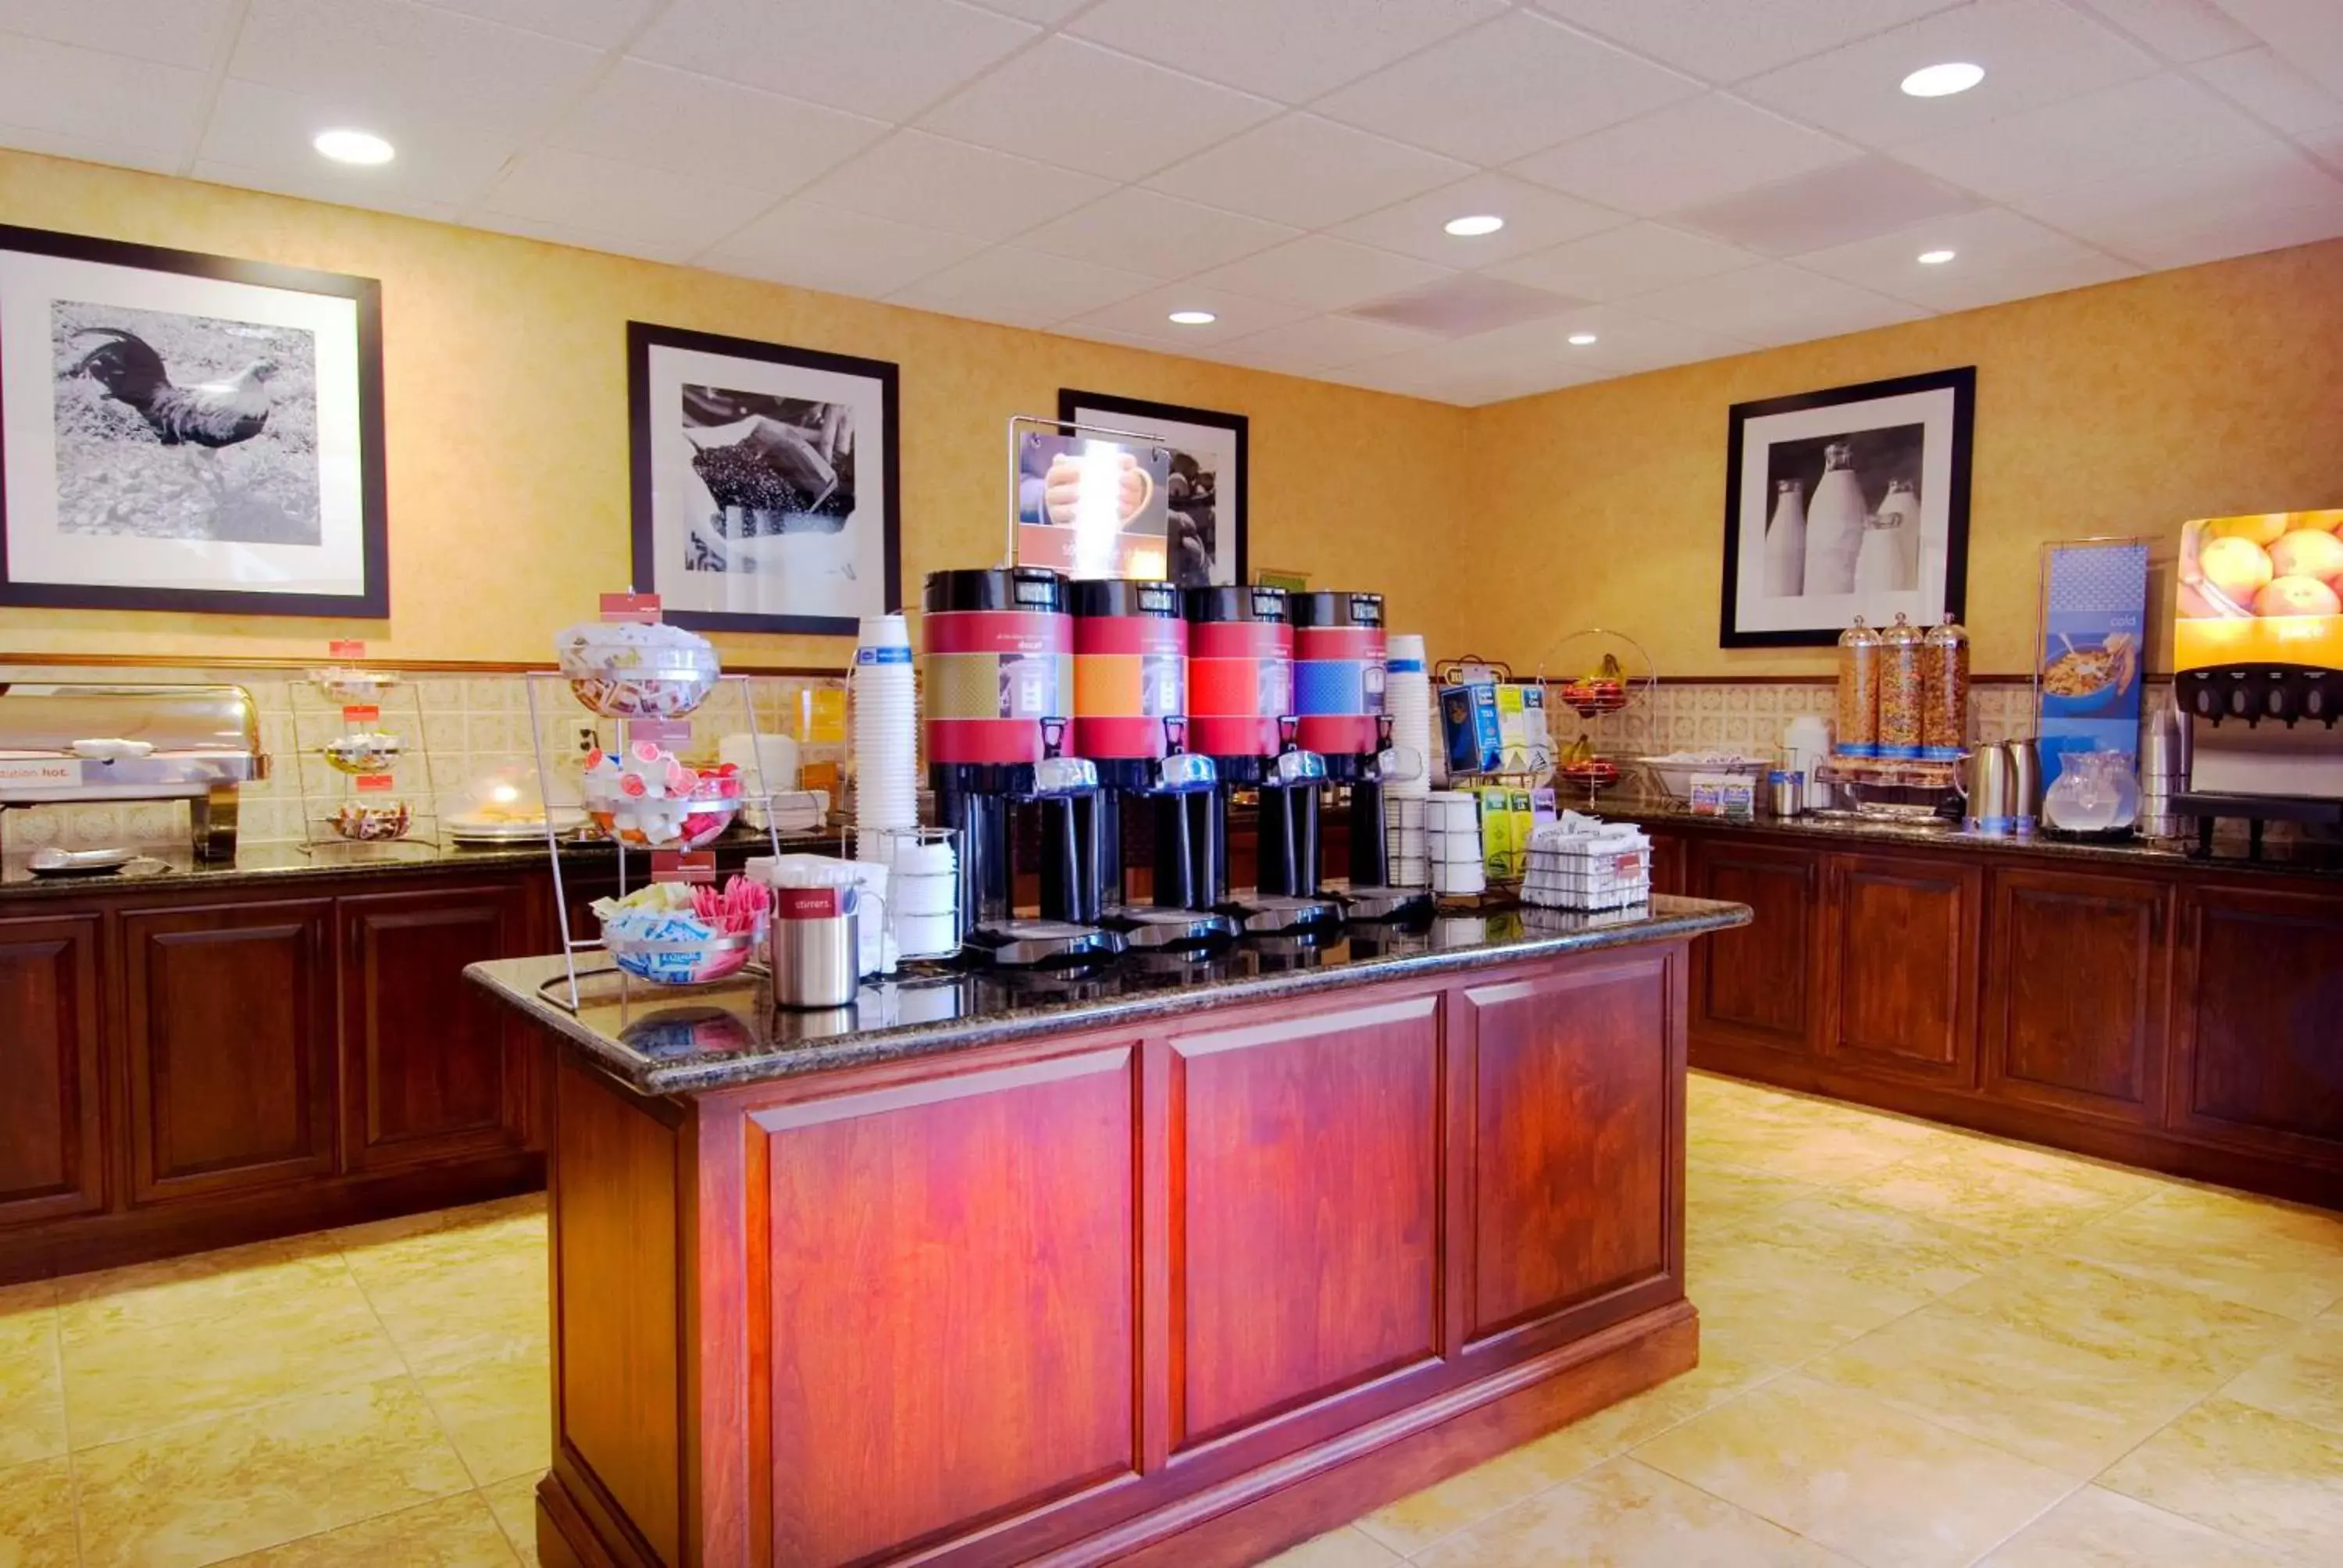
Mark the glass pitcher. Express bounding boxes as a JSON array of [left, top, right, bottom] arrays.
[[2043, 750, 2140, 832]]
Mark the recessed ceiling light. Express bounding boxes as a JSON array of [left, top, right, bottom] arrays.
[[1167, 309, 1216, 326], [1900, 62, 1984, 98], [1443, 214, 1505, 237], [313, 128, 395, 166], [1917, 248, 1957, 265], [1567, 333, 1599, 346]]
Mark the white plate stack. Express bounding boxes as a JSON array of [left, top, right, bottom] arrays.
[[1385, 632, 1435, 887], [851, 614, 918, 867], [1427, 789, 1485, 896]]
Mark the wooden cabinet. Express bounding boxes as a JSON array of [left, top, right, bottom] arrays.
[[0, 914, 106, 1227], [1648, 832, 1687, 898], [340, 884, 534, 1170], [1687, 839, 1823, 1056], [1982, 868, 2170, 1124], [1821, 853, 1981, 1088], [122, 899, 337, 1204], [2170, 883, 2343, 1163]]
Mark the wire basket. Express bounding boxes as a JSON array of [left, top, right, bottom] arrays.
[[1522, 832, 1653, 912]]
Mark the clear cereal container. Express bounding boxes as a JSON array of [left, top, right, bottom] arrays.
[[1877, 612, 1924, 760], [1835, 616, 1881, 757]]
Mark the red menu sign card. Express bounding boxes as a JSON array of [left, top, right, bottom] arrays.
[[329, 639, 366, 658], [341, 704, 380, 725], [355, 774, 396, 793], [651, 851, 716, 885], [599, 592, 662, 624]]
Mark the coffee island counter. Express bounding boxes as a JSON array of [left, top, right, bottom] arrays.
[[468, 894, 1749, 1568]]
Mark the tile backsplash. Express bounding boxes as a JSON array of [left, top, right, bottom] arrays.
[[1548, 678, 2095, 765], [0, 665, 847, 853]]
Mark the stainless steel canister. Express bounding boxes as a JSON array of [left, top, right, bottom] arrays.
[[1767, 770, 1803, 819], [2005, 736, 2042, 832], [1962, 743, 2018, 835], [768, 886, 884, 1009]]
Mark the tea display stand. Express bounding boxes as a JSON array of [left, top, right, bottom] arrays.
[[292, 667, 442, 857]]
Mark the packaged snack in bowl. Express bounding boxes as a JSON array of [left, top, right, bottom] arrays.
[[581, 743, 747, 848], [323, 732, 402, 774], [555, 621, 720, 718], [594, 877, 771, 985], [330, 799, 412, 842], [311, 667, 400, 704]]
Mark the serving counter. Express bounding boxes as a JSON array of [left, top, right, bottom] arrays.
[[468, 896, 1749, 1568], [1619, 805, 2343, 1208]]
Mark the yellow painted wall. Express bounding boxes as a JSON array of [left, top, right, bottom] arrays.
[[1467, 238, 2343, 677], [0, 148, 1471, 668]]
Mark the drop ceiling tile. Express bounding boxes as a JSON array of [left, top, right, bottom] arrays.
[[1190, 235, 1456, 312], [708, 200, 989, 295], [2069, 0, 2258, 61], [469, 209, 704, 265], [1488, 223, 1763, 301], [918, 37, 1280, 181], [2010, 141, 2343, 265], [1670, 154, 1984, 255], [1066, 0, 1506, 105], [1052, 321, 1188, 355], [230, 0, 606, 138], [1328, 173, 1627, 267], [0, 33, 207, 155], [631, 0, 1039, 123], [1316, 10, 1703, 167], [795, 130, 1116, 243], [1531, 0, 1967, 84], [412, 0, 661, 48], [1739, 0, 2159, 147], [1624, 262, 1928, 345], [1145, 113, 1474, 230], [1215, 315, 1446, 371], [199, 79, 518, 206], [1510, 92, 1862, 219], [188, 158, 463, 223], [0, 124, 182, 176], [1794, 206, 2138, 311], [1530, 307, 1760, 373], [963, 0, 1090, 23], [886, 245, 1157, 328], [1015, 189, 1300, 277], [545, 60, 887, 198], [1894, 71, 2275, 200], [1345, 273, 1585, 337], [0, 0, 237, 69], [1428, 362, 1602, 406], [2212, 0, 2343, 98], [2192, 47, 2343, 134], [1062, 284, 1311, 345], [483, 148, 780, 259]]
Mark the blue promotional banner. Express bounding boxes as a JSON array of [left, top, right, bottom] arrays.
[[2035, 539, 2150, 783]]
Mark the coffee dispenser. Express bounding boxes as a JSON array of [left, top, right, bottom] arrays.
[[1288, 590, 1428, 919], [922, 567, 1122, 965], [1182, 584, 1339, 932], [1068, 579, 1235, 949]]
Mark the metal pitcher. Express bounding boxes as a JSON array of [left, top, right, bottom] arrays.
[[1958, 743, 2019, 836], [769, 884, 887, 1010]]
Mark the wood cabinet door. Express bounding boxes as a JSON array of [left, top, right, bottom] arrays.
[[1647, 830, 1688, 898], [339, 884, 533, 1171], [123, 899, 337, 1203], [1821, 852, 1981, 1088], [2170, 882, 2343, 1165], [1981, 868, 2170, 1125], [0, 913, 106, 1227], [1687, 839, 1824, 1056]]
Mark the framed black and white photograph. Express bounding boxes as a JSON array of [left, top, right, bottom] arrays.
[[629, 322, 899, 636], [1720, 367, 1975, 647], [1059, 389, 1246, 590], [0, 224, 385, 617]]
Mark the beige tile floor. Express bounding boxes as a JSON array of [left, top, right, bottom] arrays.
[[4, 1075, 2341, 1565]]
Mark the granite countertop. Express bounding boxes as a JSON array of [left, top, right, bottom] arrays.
[[467, 894, 1751, 1096], [0, 828, 832, 900], [1606, 800, 2343, 877]]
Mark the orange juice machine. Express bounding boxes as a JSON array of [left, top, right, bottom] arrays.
[[2173, 510, 2343, 852]]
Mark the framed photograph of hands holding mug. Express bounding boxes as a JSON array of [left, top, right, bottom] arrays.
[[627, 321, 900, 636], [1058, 389, 1246, 590]]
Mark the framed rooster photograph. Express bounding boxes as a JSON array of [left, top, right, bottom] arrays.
[[0, 223, 386, 617]]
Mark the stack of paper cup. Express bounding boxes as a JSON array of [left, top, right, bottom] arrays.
[[851, 614, 918, 867], [1385, 633, 1435, 886], [1427, 789, 1485, 896]]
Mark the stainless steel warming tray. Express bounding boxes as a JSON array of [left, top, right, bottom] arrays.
[[0, 683, 268, 861]]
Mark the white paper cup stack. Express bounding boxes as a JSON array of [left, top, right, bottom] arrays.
[[851, 613, 918, 867], [886, 832, 961, 958], [1384, 633, 1435, 886], [1426, 790, 1485, 896]]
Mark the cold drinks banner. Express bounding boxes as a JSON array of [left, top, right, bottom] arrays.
[[2035, 539, 2149, 779]]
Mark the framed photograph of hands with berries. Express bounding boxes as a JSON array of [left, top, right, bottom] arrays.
[[627, 321, 901, 637], [0, 223, 387, 617]]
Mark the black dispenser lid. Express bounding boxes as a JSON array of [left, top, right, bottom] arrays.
[[1184, 583, 1289, 623], [1286, 590, 1385, 629], [1068, 579, 1183, 618], [923, 566, 1066, 614]]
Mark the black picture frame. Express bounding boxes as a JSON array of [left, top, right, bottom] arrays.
[[0, 223, 387, 618], [628, 322, 900, 637], [1057, 387, 1248, 589], [1719, 366, 1976, 648]]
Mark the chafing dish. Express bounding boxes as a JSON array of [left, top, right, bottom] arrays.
[[0, 683, 268, 861]]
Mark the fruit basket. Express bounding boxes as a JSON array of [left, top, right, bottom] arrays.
[[556, 622, 720, 718], [1558, 757, 1624, 793], [1557, 673, 1629, 718]]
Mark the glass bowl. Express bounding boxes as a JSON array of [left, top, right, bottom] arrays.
[[329, 799, 412, 842], [555, 625, 720, 718], [323, 732, 402, 774]]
